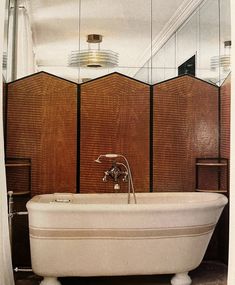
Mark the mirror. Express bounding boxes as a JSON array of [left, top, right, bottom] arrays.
[[2, 0, 231, 84], [2, 0, 10, 81]]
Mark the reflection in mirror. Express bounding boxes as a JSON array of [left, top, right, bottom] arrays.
[[2, 0, 231, 85], [2, 0, 10, 81], [219, 0, 231, 84], [176, 11, 197, 74], [77, 0, 152, 83], [4, 0, 37, 82], [198, 0, 220, 85], [178, 55, 195, 76], [137, 0, 231, 85]]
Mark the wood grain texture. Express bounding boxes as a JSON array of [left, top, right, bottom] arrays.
[[80, 73, 150, 193], [2, 77, 7, 131], [153, 76, 219, 192], [6, 167, 30, 194], [220, 74, 230, 159], [6, 72, 77, 196], [220, 74, 230, 193]]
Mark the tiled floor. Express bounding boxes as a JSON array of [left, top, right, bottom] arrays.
[[15, 261, 227, 285]]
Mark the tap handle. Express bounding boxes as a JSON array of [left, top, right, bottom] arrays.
[[122, 171, 128, 182], [102, 171, 109, 182]]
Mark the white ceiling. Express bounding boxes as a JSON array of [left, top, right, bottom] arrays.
[[29, 0, 189, 82]]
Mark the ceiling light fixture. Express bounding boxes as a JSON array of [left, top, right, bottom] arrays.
[[2, 52, 7, 69], [68, 34, 118, 68], [210, 40, 231, 72]]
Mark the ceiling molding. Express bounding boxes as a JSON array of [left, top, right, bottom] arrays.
[[130, 0, 206, 77]]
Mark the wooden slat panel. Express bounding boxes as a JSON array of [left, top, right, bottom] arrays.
[[80, 73, 150, 193], [6, 167, 30, 194], [2, 77, 7, 130], [153, 76, 219, 192], [6, 73, 77, 196], [220, 74, 230, 193], [220, 74, 230, 159]]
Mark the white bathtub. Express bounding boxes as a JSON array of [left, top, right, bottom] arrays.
[[26, 192, 228, 285]]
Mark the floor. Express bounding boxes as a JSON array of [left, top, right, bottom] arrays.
[[15, 261, 227, 285]]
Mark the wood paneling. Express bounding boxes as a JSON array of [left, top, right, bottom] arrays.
[[2, 76, 7, 132], [220, 74, 230, 160], [6, 72, 229, 266], [219, 74, 230, 264], [6, 72, 77, 196], [80, 73, 150, 193], [153, 76, 219, 192]]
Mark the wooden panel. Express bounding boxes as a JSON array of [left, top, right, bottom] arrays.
[[6, 72, 77, 196], [6, 166, 30, 194], [2, 76, 7, 132], [153, 76, 219, 192], [220, 74, 230, 159], [220, 74, 230, 192], [80, 73, 150, 193], [218, 75, 230, 264]]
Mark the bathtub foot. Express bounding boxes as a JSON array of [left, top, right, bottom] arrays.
[[40, 277, 61, 285], [171, 272, 192, 285]]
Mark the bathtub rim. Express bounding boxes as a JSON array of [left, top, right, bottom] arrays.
[[26, 192, 228, 212]]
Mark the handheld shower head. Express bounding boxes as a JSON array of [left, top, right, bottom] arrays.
[[94, 154, 119, 164], [94, 155, 102, 163], [104, 154, 119, 158]]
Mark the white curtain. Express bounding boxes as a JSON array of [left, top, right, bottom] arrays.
[[17, 1, 35, 78], [7, 0, 36, 81], [0, 0, 15, 284]]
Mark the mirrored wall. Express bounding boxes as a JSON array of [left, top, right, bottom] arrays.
[[136, 0, 231, 85], [2, 0, 231, 85], [2, 0, 10, 81]]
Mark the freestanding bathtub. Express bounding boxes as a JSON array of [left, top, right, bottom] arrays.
[[26, 192, 228, 285]]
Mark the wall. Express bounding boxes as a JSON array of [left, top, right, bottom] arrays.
[[80, 73, 150, 193], [2, 77, 6, 134], [5, 72, 227, 266], [153, 75, 219, 192], [220, 74, 231, 160], [217, 73, 231, 263], [6, 72, 77, 196], [135, 0, 231, 86], [5, 72, 221, 195]]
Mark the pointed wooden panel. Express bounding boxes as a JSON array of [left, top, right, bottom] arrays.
[[153, 76, 219, 192], [6, 73, 77, 196], [80, 74, 150, 193]]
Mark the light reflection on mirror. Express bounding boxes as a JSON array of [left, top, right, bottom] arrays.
[[2, 0, 231, 85]]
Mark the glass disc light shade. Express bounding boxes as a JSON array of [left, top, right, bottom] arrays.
[[2, 52, 7, 69], [210, 55, 230, 71], [68, 49, 119, 68], [68, 34, 119, 68], [210, 41, 231, 72]]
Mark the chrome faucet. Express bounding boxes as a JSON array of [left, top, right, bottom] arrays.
[[102, 162, 128, 192], [102, 162, 128, 183], [94, 154, 137, 204]]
